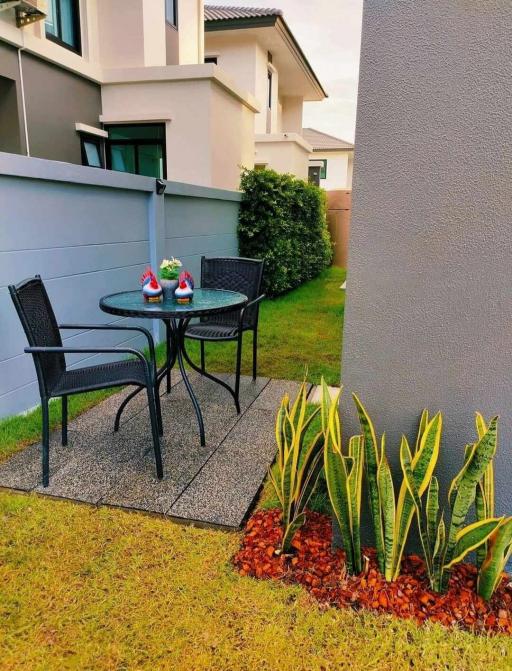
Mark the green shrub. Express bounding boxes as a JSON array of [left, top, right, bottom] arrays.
[[238, 168, 332, 296]]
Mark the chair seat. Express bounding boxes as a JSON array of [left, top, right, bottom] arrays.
[[185, 322, 243, 341], [51, 359, 148, 396]]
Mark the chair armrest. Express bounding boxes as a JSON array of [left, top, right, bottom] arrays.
[[58, 324, 155, 361], [239, 294, 266, 326], [24, 346, 150, 373]]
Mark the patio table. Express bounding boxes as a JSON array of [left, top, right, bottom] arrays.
[[99, 288, 248, 446]]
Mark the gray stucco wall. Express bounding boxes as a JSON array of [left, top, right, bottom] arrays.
[[0, 42, 26, 155], [22, 53, 102, 164], [341, 1, 512, 519], [0, 153, 241, 418]]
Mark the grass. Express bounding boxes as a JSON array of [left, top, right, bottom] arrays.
[[0, 266, 510, 669], [0, 266, 345, 464], [0, 491, 511, 671]]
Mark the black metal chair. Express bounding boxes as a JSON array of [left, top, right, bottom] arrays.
[[9, 276, 163, 487], [184, 257, 265, 411]]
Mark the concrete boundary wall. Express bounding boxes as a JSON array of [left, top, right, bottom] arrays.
[[0, 152, 241, 418]]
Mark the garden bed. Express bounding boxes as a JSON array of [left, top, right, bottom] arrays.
[[234, 509, 512, 636]]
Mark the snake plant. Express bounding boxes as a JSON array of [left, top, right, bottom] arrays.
[[269, 382, 324, 553], [353, 399, 441, 580], [322, 380, 363, 574], [473, 413, 512, 600], [407, 416, 502, 592]]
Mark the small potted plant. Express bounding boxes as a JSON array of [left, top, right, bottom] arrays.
[[159, 257, 182, 299]]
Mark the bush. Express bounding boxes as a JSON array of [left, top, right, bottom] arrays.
[[238, 168, 332, 296]]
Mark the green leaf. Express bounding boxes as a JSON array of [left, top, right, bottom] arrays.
[[443, 417, 499, 582], [378, 439, 395, 581], [353, 393, 385, 574], [443, 518, 503, 570], [478, 517, 512, 601]]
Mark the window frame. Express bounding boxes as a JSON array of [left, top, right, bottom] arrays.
[[79, 133, 105, 169], [105, 123, 167, 180], [320, 159, 328, 180], [165, 0, 178, 27], [45, 0, 82, 55]]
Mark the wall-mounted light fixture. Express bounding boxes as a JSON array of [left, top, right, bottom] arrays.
[[156, 179, 167, 195], [0, 0, 46, 28]]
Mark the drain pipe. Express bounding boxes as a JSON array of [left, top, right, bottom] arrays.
[[17, 36, 30, 156]]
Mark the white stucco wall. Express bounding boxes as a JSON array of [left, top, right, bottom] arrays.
[[311, 151, 354, 190], [101, 71, 255, 190], [177, 0, 204, 65], [255, 135, 311, 180], [205, 33, 279, 135]]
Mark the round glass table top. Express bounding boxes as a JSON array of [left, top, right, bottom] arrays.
[[100, 288, 248, 319]]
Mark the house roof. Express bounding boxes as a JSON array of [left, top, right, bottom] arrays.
[[204, 5, 327, 100], [204, 6, 282, 21], [303, 128, 354, 151]]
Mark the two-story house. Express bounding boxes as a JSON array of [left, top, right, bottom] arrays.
[[0, 1, 326, 189], [204, 5, 327, 180]]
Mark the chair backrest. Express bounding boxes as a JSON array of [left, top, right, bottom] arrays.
[[201, 256, 264, 328], [9, 276, 65, 397]]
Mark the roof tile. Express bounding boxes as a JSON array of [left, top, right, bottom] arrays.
[[302, 128, 354, 151], [204, 5, 282, 21]]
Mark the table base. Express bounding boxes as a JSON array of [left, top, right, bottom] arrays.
[[113, 318, 241, 446]]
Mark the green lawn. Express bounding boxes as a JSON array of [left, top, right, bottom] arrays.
[[0, 492, 510, 671], [0, 266, 511, 670], [0, 266, 345, 464]]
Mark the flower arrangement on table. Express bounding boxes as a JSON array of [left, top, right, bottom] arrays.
[[159, 257, 182, 299]]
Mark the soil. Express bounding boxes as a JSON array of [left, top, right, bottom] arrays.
[[234, 509, 512, 635]]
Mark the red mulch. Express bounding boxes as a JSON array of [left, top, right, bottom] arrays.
[[234, 509, 512, 636]]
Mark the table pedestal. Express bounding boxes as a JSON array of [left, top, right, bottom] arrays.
[[113, 317, 241, 446]]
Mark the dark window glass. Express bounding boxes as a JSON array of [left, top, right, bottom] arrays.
[[108, 125, 165, 141], [267, 70, 272, 109], [320, 160, 328, 179], [80, 134, 104, 169], [205, 56, 218, 65], [106, 124, 166, 179], [45, 0, 81, 53], [165, 0, 177, 26]]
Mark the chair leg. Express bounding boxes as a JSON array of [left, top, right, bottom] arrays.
[[155, 384, 163, 437], [146, 384, 164, 479], [234, 332, 243, 414], [42, 398, 50, 487], [252, 329, 258, 381], [61, 395, 68, 446], [200, 340, 205, 374]]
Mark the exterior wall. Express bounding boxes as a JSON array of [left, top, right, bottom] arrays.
[[312, 151, 353, 190], [97, 0, 166, 69], [177, 0, 204, 65], [281, 97, 303, 134], [23, 53, 102, 164], [0, 41, 102, 164], [341, 1, 512, 519], [0, 152, 241, 419], [204, 33, 278, 135], [101, 72, 255, 190], [0, 41, 25, 154], [255, 135, 311, 179]]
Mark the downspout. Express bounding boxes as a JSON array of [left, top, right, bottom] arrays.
[[17, 35, 30, 156]]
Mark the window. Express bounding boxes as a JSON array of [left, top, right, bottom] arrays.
[[106, 124, 166, 179], [80, 134, 104, 169], [205, 56, 218, 65], [165, 0, 177, 27], [320, 159, 328, 179], [267, 70, 273, 109], [45, 0, 81, 53]]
